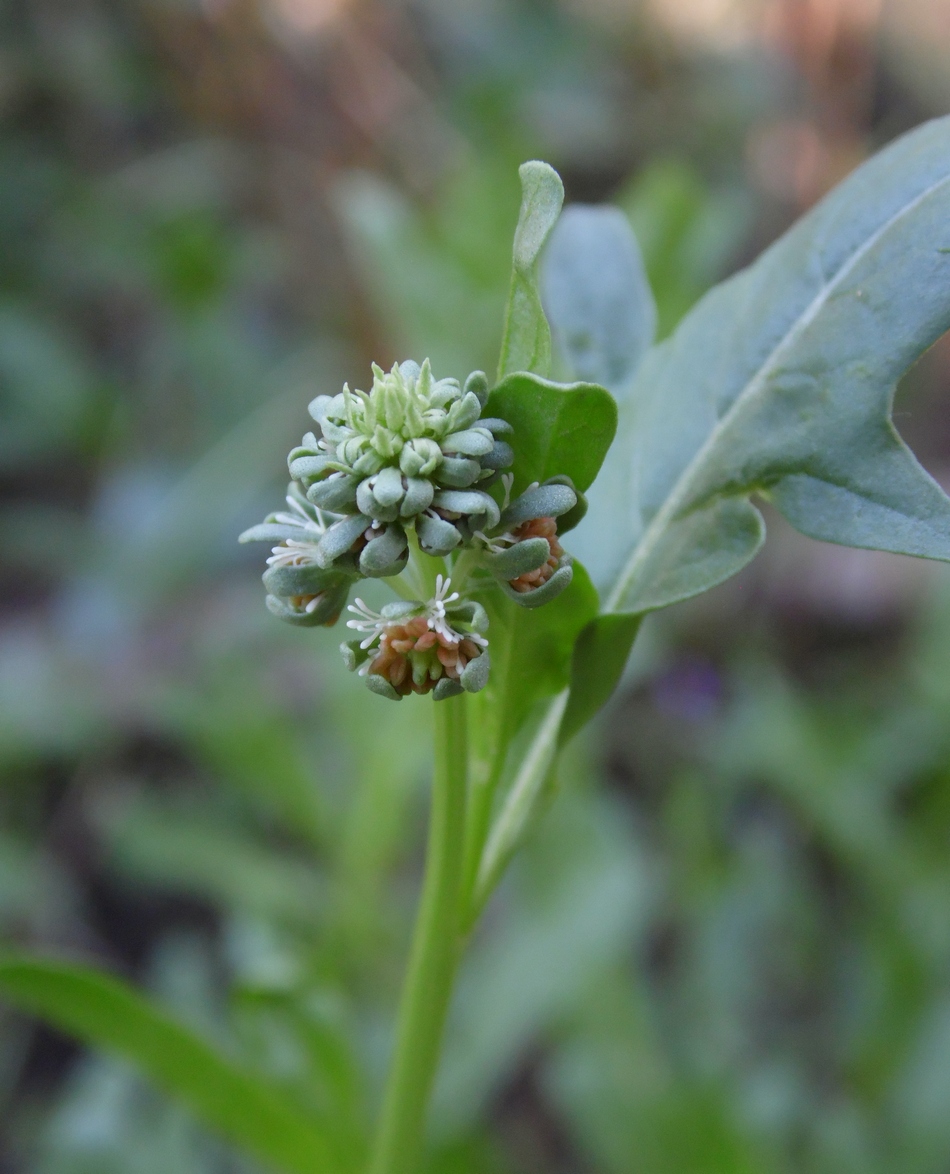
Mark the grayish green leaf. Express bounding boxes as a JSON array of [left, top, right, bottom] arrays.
[[542, 205, 656, 390], [603, 115, 950, 616]]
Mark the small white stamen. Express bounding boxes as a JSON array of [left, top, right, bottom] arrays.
[[272, 493, 328, 535], [424, 575, 462, 643], [346, 598, 391, 649], [266, 538, 323, 567]]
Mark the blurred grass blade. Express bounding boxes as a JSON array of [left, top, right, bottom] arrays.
[[497, 161, 564, 380], [0, 953, 348, 1174]]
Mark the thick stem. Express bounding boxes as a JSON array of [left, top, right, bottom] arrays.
[[369, 694, 468, 1174]]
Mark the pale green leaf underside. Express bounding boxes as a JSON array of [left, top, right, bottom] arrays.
[[603, 115, 950, 616], [0, 954, 347, 1174], [497, 161, 564, 381], [541, 204, 656, 391]]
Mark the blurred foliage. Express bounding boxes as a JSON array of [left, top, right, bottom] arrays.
[[3, 1, 950, 1173]]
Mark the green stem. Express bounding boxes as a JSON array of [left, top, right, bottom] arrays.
[[369, 694, 468, 1174], [460, 745, 505, 928]]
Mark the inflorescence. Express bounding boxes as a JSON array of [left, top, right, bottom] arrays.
[[240, 359, 584, 700]]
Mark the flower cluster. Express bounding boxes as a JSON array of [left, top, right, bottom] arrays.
[[239, 359, 586, 699], [340, 576, 489, 701]]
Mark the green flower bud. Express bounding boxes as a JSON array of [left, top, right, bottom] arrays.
[[291, 360, 511, 528]]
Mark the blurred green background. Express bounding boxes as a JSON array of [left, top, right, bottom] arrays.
[[3, 1, 950, 1171]]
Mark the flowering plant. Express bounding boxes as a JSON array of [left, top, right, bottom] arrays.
[[227, 122, 950, 1174], [4, 118, 950, 1174]]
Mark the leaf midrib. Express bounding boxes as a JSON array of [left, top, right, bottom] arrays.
[[604, 168, 950, 615]]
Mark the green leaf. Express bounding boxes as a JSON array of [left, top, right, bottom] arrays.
[[463, 566, 599, 919], [484, 562, 599, 750], [560, 613, 642, 746], [497, 161, 564, 380], [602, 115, 950, 616], [541, 205, 656, 391], [469, 591, 637, 912], [485, 371, 617, 496], [469, 690, 568, 918], [0, 954, 348, 1174]]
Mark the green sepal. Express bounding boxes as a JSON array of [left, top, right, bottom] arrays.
[[340, 639, 371, 673], [500, 481, 576, 529], [307, 474, 360, 513], [288, 453, 336, 481], [316, 514, 368, 568], [433, 677, 464, 701], [372, 465, 405, 507], [464, 370, 490, 407], [400, 477, 434, 517], [359, 524, 409, 577], [417, 512, 462, 556], [381, 599, 421, 621], [447, 598, 489, 634], [443, 429, 495, 457], [265, 585, 348, 627], [446, 391, 482, 432], [307, 394, 333, 423], [365, 674, 403, 701], [438, 457, 481, 488], [356, 477, 399, 522], [478, 417, 513, 436], [480, 441, 514, 471], [432, 489, 501, 530], [352, 449, 384, 477], [262, 561, 344, 597], [460, 650, 491, 693], [239, 522, 311, 545], [544, 474, 587, 534], [499, 560, 573, 608], [484, 537, 551, 580]]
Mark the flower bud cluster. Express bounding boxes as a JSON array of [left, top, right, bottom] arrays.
[[290, 360, 514, 560], [239, 359, 587, 699]]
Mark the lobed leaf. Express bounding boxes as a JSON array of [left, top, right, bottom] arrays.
[[496, 162, 564, 380], [0, 954, 348, 1174], [601, 115, 950, 616]]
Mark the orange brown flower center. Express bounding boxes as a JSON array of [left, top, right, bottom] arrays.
[[368, 615, 484, 695], [508, 517, 563, 593]]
